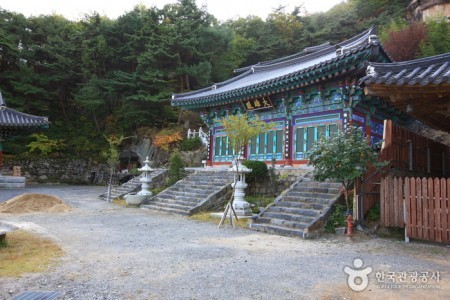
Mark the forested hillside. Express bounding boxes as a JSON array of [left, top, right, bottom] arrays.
[[0, 0, 448, 160]]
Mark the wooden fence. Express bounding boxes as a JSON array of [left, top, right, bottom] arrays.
[[380, 176, 450, 243]]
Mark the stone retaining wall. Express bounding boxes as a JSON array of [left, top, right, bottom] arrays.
[[246, 168, 310, 196], [2, 159, 111, 185]]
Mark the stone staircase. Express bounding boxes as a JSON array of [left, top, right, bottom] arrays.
[[0, 175, 26, 188], [249, 173, 342, 238], [141, 169, 234, 216], [100, 169, 167, 200]]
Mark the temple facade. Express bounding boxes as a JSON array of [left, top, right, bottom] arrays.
[[171, 28, 410, 166]]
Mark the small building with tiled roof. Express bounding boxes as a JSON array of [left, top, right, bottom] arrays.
[[360, 52, 450, 132], [172, 27, 412, 166], [0, 92, 49, 168]]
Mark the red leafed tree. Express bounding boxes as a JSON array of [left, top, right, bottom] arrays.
[[382, 22, 427, 61]]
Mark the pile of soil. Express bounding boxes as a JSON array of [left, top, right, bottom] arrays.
[[0, 193, 72, 214]]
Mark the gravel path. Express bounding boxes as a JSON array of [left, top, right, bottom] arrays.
[[0, 185, 449, 299]]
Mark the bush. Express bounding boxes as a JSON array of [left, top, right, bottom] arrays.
[[180, 137, 203, 151], [366, 203, 380, 222], [245, 195, 274, 214], [168, 152, 185, 185], [325, 204, 347, 233], [242, 160, 268, 182]]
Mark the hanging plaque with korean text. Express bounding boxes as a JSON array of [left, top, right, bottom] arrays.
[[243, 97, 273, 111]]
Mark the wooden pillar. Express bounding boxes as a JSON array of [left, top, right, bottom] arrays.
[[365, 114, 372, 144]]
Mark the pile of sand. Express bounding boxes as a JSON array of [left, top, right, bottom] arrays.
[[0, 193, 72, 214]]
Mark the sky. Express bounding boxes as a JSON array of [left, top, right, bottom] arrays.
[[0, 0, 345, 21]]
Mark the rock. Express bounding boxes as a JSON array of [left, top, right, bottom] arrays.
[[60, 174, 70, 181]]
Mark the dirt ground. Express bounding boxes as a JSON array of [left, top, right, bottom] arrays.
[[0, 185, 449, 299]]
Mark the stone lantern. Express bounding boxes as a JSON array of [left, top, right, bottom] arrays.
[[137, 156, 153, 196], [124, 156, 153, 206], [229, 157, 252, 216]]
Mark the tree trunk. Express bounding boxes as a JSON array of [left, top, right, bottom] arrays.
[[92, 111, 100, 134], [185, 74, 190, 91]]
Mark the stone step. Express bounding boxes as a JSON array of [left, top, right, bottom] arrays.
[[280, 196, 333, 205], [175, 182, 228, 188], [154, 195, 202, 204], [249, 223, 307, 238], [286, 191, 337, 199], [154, 192, 204, 202], [276, 201, 326, 211], [267, 206, 319, 217], [187, 175, 233, 180], [153, 198, 201, 207], [156, 189, 211, 198], [141, 204, 190, 216], [169, 186, 224, 193], [142, 201, 191, 212], [99, 169, 167, 200], [295, 181, 341, 189], [262, 211, 315, 224], [250, 173, 342, 239], [291, 186, 340, 194], [141, 169, 234, 216]]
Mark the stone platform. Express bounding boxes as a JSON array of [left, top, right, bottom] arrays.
[[0, 176, 26, 189]]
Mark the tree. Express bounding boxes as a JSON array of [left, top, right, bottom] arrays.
[[218, 114, 273, 227], [103, 135, 126, 202], [308, 126, 387, 213], [420, 17, 450, 57], [381, 20, 427, 61], [220, 114, 272, 160], [168, 151, 185, 185], [26, 133, 66, 156]]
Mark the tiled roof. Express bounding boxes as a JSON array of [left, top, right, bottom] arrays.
[[172, 27, 386, 108], [233, 42, 332, 74], [360, 52, 450, 86], [0, 93, 49, 128], [360, 53, 450, 132]]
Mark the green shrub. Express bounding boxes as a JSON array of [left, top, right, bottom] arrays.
[[242, 160, 268, 182], [325, 204, 347, 233], [128, 168, 139, 175], [366, 203, 380, 222], [180, 137, 203, 151], [168, 152, 185, 185], [245, 195, 274, 214]]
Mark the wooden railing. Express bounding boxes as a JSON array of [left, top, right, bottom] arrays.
[[380, 176, 449, 243]]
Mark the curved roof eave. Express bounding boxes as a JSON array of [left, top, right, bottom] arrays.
[[360, 52, 450, 86], [0, 107, 50, 128], [172, 27, 381, 108]]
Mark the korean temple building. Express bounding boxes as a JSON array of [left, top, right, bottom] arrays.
[[0, 92, 49, 170], [171, 27, 411, 166]]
